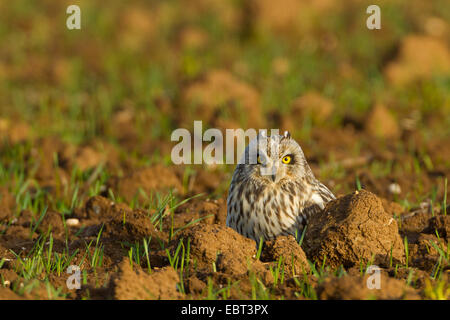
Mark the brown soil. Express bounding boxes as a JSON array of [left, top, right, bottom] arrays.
[[365, 104, 401, 140], [384, 35, 450, 86], [317, 273, 420, 300], [261, 235, 310, 276], [283, 92, 335, 131], [172, 198, 227, 227], [102, 207, 167, 245], [178, 224, 261, 275], [303, 190, 406, 269], [108, 165, 184, 202], [110, 260, 182, 300], [180, 69, 264, 130], [0, 287, 23, 300]]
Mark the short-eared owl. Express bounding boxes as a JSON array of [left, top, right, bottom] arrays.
[[226, 131, 335, 242]]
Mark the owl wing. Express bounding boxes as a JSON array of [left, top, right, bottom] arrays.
[[315, 181, 336, 203], [298, 181, 335, 228]]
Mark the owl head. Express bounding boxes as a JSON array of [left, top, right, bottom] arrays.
[[237, 130, 313, 184]]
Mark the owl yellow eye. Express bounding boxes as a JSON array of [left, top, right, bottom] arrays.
[[257, 156, 262, 164], [282, 156, 292, 164]]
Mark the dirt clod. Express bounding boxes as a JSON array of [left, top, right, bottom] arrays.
[[0, 287, 23, 300], [180, 224, 259, 275], [365, 104, 401, 140], [261, 235, 310, 276], [171, 199, 225, 229], [317, 273, 420, 300], [181, 69, 263, 129], [304, 190, 405, 268], [385, 35, 450, 86], [103, 208, 167, 246], [382, 198, 404, 217], [423, 215, 450, 241], [111, 260, 182, 300], [109, 166, 183, 202], [84, 196, 129, 220], [39, 211, 64, 235]]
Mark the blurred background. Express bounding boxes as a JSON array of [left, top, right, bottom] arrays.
[[0, 0, 449, 209]]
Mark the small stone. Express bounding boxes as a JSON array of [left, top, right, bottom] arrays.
[[66, 218, 80, 226], [388, 183, 401, 195]]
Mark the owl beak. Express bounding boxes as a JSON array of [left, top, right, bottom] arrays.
[[259, 164, 279, 182], [270, 166, 279, 182]]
